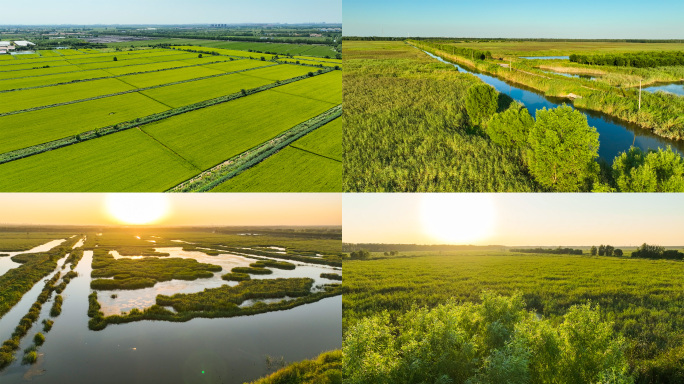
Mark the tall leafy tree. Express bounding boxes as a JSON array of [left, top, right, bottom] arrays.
[[487, 104, 534, 148], [528, 105, 599, 191], [465, 84, 498, 126]]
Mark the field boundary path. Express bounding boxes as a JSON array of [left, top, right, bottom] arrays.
[[168, 104, 342, 192]]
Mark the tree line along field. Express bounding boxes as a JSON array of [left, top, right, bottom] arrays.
[[343, 249, 684, 383], [0, 44, 342, 192]]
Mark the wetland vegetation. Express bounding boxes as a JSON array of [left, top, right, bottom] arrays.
[[343, 247, 684, 383], [344, 40, 684, 192]]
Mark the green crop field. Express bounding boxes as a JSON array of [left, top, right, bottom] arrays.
[[0, 128, 198, 192], [195, 59, 270, 73], [0, 78, 135, 113], [0, 69, 114, 91], [271, 70, 342, 104], [291, 118, 342, 161], [115, 65, 223, 88], [138, 71, 272, 108], [235, 63, 314, 81], [0, 92, 170, 153], [142, 88, 337, 169], [344, 250, 684, 383], [0, 45, 341, 192], [212, 146, 341, 192]]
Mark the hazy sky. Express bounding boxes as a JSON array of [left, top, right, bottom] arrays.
[[343, 193, 684, 246], [0, 193, 341, 226], [344, 0, 684, 38], [1, 0, 341, 25]]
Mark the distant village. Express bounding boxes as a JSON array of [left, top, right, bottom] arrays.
[[0, 40, 34, 54]]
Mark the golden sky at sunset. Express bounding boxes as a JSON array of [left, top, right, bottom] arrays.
[[0, 193, 341, 226], [343, 193, 684, 246]]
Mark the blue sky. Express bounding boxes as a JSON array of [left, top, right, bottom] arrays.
[[1, 0, 341, 25], [344, 0, 684, 38]]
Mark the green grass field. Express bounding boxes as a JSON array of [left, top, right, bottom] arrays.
[[344, 250, 684, 382], [0, 128, 199, 192]]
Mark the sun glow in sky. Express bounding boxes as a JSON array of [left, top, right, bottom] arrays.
[[0, 193, 340, 226], [343, 193, 684, 246], [105, 194, 170, 225], [420, 194, 496, 244]]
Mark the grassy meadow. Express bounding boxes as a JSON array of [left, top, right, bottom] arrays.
[[343, 40, 539, 192], [343, 250, 684, 383]]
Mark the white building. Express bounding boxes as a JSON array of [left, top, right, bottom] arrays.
[[13, 41, 35, 47], [0, 41, 10, 47]]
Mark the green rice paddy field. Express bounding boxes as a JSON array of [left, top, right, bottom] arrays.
[[213, 118, 342, 192], [0, 46, 341, 192]]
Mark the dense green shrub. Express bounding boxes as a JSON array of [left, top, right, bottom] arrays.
[[343, 292, 633, 384], [570, 51, 684, 68], [250, 260, 296, 270], [465, 84, 498, 126], [222, 272, 251, 281], [232, 266, 273, 275], [42, 319, 54, 333], [248, 350, 342, 384], [22, 350, 37, 365], [50, 295, 63, 317], [528, 105, 600, 191], [486, 104, 534, 148], [612, 146, 684, 192], [33, 333, 45, 346], [320, 273, 342, 281]]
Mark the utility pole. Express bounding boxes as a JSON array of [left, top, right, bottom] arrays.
[[638, 80, 642, 110], [510, 58, 512, 71]]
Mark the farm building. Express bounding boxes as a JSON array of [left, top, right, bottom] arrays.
[[13, 40, 35, 47], [0, 41, 10, 47]]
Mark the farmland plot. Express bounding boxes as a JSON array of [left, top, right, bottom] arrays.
[[142, 89, 337, 169], [0, 129, 198, 192]]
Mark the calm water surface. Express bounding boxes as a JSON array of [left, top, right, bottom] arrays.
[[0, 248, 341, 384]]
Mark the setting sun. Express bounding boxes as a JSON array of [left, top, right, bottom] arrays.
[[105, 194, 170, 225], [420, 194, 496, 244]]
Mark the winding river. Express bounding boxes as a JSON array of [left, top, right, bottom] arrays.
[[422, 50, 684, 161]]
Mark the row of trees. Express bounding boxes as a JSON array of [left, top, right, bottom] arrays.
[[632, 243, 684, 260], [511, 247, 583, 255], [349, 250, 370, 260], [419, 41, 492, 61], [570, 51, 684, 68], [590, 245, 624, 257]]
